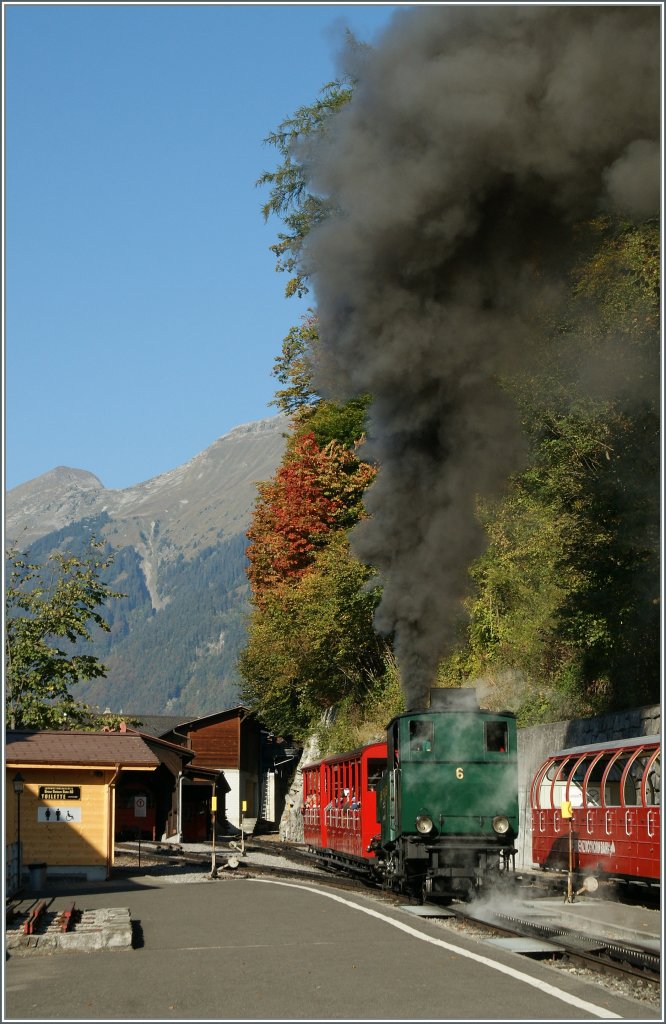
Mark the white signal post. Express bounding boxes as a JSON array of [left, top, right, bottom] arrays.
[[210, 792, 217, 877]]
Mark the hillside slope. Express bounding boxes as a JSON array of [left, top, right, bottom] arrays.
[[6, 416, 288, 715]]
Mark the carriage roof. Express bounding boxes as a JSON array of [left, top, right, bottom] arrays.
[[549, 735, 660, 759]]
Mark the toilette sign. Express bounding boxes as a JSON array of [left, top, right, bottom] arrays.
[[37, 806, 82, 823], [39, 786, 81, 800]]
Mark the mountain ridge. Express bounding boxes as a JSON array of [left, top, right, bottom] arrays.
[[6, 416, 288, 551], [6, 415, 289, 716]]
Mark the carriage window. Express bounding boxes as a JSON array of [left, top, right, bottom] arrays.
[[624, 754, 648, 806], [604, 754, 629, 806], [485, 721, 508, 753], [367, 759, 386, 791], [585, 757, 608, 807], [646, 757, 660, 806], [569, 757, 594, 807], [409, 720, 434, 755]]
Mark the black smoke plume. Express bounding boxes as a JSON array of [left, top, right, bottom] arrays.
[[302, 6, 660, 709]]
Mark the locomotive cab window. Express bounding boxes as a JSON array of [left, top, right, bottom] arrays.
[[485, 721, 508, 753], [409, 720, 434, 756]]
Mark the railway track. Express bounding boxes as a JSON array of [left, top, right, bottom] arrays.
[[446, 901, 661, 989]]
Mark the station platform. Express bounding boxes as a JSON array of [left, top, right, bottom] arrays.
[[537, 895, 661, 950], [460, 892, 661, 954]]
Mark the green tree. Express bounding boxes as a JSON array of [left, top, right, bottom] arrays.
[[270, 312, 320, 414], [240, 532, 390, 739], [241, 74, 400, 747], [5, 541, 124, 729], [258, 79, 353, 299], [439, 218, 660, 723]]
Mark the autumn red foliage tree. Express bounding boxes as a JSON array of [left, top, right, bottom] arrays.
[[246, 432, 376, 603]]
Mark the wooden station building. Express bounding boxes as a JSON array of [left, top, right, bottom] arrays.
[[5, 706, 300, 882], [134, 705, 299, 839], [5, 730, 160, 882]]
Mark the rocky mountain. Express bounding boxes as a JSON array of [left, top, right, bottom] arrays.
[[6, 415, 289, 716]]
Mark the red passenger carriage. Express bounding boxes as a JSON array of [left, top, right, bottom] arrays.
[[531, 735, 660, 884], [302, 742, 387, 873]]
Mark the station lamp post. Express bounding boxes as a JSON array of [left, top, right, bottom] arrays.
[[13, 772, 25, 887]]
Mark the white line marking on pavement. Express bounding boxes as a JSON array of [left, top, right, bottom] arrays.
[[252, 879, 622, 1020]]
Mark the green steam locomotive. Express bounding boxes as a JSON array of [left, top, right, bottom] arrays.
[[302, 688, 519, 901]]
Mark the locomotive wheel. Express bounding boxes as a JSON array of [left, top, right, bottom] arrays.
[[401, 865, 426, 904], [397, 881, 424, 904]]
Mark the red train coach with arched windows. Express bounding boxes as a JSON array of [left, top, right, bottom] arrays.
[[302, 741, 387, 876], [531, 735, 660, 884]]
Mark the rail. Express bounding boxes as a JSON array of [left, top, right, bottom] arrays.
[[446, 902, 660, 989], [23, 900, 47, 935], [58, 902, 77, 932]]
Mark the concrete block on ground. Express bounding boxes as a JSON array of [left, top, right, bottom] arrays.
[[6, 906, 133, 955]]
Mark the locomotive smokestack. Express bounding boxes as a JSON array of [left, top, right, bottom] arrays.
[[428, 688, 479, 713], [302, 7, 660, 710]]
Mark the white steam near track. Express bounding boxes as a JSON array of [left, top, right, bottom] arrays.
[[301, 6, 660, 710]]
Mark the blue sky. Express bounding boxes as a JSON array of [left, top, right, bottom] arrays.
[[4, 2, 406, 491]]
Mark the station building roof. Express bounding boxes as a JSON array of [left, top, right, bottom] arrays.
[[123, 706, 253, 738], [5, 730, 160, 769], [123, 715, 190, 738]]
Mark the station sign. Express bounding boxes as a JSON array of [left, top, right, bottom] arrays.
[[39, 785, 81, 800]]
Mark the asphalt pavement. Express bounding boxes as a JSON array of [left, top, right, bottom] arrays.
[[4, 870, 661, 1021]]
